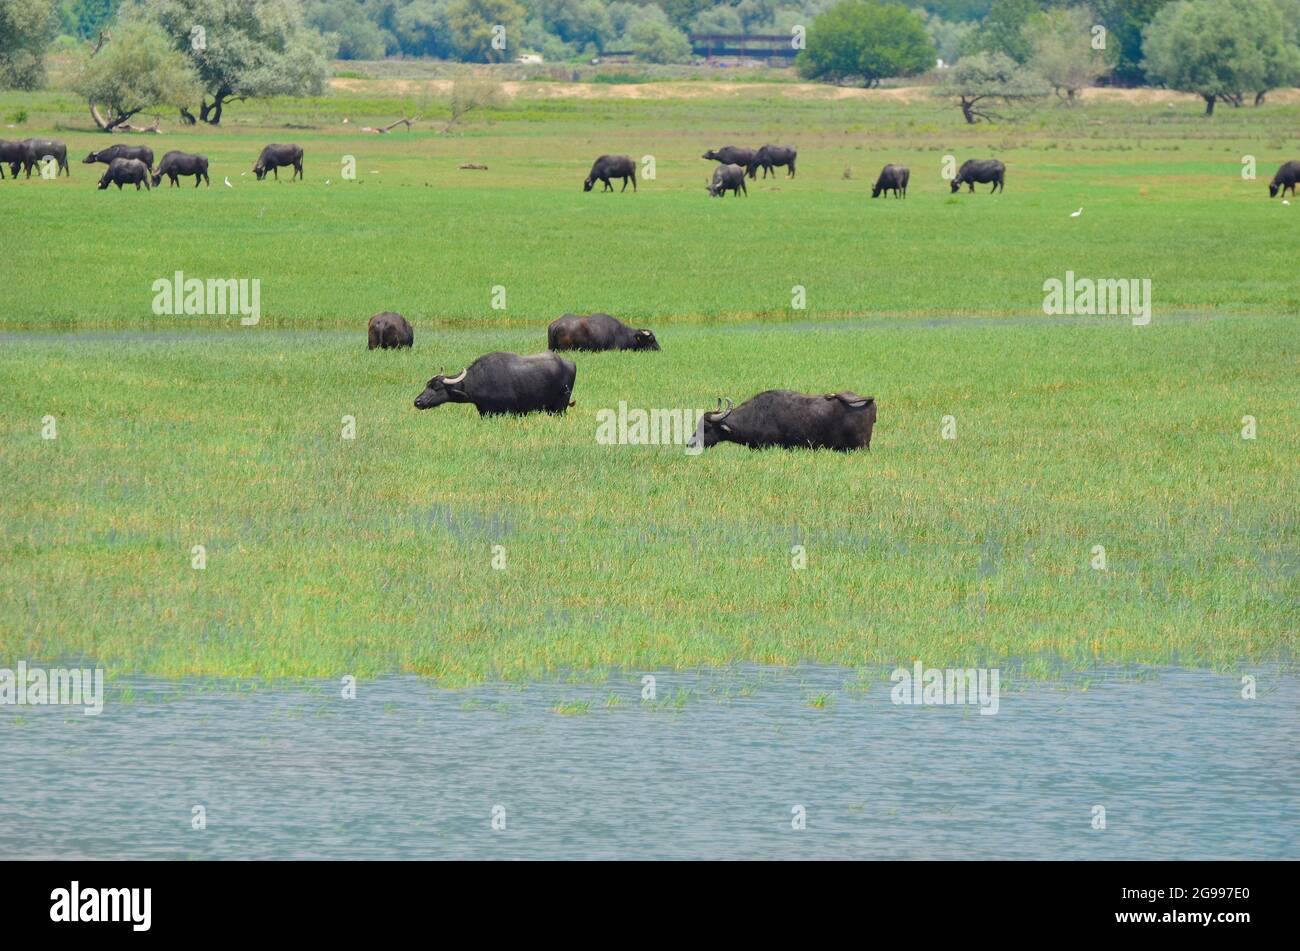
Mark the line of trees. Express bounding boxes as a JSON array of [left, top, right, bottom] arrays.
[[2, 0, 1297, 126]]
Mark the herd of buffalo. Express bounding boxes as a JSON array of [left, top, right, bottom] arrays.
[[6, 133, 1298, 201], [372, 310, 877, 452], [7, 128, 1297, 452]]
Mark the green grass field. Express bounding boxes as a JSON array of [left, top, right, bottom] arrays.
[[1, 82, 1297, 682]]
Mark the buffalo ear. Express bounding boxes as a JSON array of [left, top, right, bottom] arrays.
[[719, 423, 733, 434]]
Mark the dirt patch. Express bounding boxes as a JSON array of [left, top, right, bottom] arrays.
[[328, 77, 1300, 106]]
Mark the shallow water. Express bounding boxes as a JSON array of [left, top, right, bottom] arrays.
[[2, 665, 1296, 859]]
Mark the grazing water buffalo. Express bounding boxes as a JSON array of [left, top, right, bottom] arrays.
[[548, 313, 659, 352], [584, 154, 636, 192], [0, 139, 24, 178], [703, 146, 757, 169], [97, 157, 151, 191], [951, 159, 1005, 193], [414, 352, 577, 416], [689, 390, 877, 452], [253, 144, 303, 181], [708, 163, 748, 197], [20, 138, 69, 178], [1269, 160, 1300, 197], [748, 144, 796, 179], [83, 144, 154, 171], [368, 311, 414, 350], [872, 164, 909, 198], [152, 151, 210, 188]]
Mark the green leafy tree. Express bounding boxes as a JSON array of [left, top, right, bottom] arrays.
[[1091, 0, 1170, 85], [937, 49, 1048, 122], [59, 0, 125, 38], [307, 1, 389, 59], [75, 18, 201, 129], [1142, 0, 1300, 115], [971, 0, 1040, 64], [625, 16, 692, 63], [1025, 4, 1115, 101], [131, 0, 329, 124], [1, 0, 59, 90], [449, 0, 526, 62], [797, 1, 935, 87]]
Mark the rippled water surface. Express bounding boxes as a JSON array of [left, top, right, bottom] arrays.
[[3, 666, 1296, 859]]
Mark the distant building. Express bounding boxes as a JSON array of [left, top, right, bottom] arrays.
[[690, 34, 799, 64], [517, 53, 544, 65]]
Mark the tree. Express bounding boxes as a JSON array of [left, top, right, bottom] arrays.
[[1025, 4, 1114, 101], [1, 0, 59, 90], [75, 19, 201, 130], [1091, 0, 1170, 85], [448, 0, 526, 62], [307, 1, 390, 59], [1142, 0, 1300, 115], [938, 50, 1048, 122], [625, 17, 692, 63], [130, 0, 329, 124], [970, 0, 1040, 64], [797, 1, 935, 87]]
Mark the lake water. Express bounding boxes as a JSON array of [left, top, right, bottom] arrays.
[[2, 665, 1296, 860]]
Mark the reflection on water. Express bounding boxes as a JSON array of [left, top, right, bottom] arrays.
[[2, 666, 1296, 859]]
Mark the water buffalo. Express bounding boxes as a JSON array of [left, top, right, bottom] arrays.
[[0, 139, 24, 179], [368, 311, 414, 350], [97, 157, 151, 191], [872, 164, 909, 198], [707, 163, 748, 198], [152, 151, 210, 188], [1269, 160, 1300, 198], [414, 352, 577, 416], [19, 138, 69, 178], [548, 313, 659, 352], [254, 144, 303, 181], [83, 144, 154, 171], [584, 154, 636, 192], [689, 390, 877, 452], [748, 145, 796, 179], [951, 159, 1005, 193], [703, 146, 757, 169]]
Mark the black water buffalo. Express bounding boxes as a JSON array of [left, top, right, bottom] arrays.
[[951, 159, 1005, 193], [689, 390, 877, 452], [703, 146, 757, 169], [0, 139, 24, 178], [584, 154, 636, 192], [97, 157, 150, 190], [547, 313, 659, 352], [414, 352, 577, 416], [708, 163, 748, 197], [872, 164, 909, 198], [368, 311, 414, 349], [748, 144, 796, 179], [254, 143, 303, 181], [20, 138, 69, 178], [1269, 160, 1300, 198], [83, 144, 154, 171], [152, 151, 210, 188]]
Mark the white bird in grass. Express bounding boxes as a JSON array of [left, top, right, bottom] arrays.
[[1284, 199, 1291, 206], [224, 176, 232, 188], [1070, 207, 1083, 217]]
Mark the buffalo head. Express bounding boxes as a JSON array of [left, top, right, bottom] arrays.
[[950, 177, 962, 193], [583, 176, 595, 192], [151, 171, 163, 187], [633, 329, 660, 351], [1269, 181, 1280, 198], [691, 397, 734, 449], [82, 151, 103, 165], [414, 367, 467, 410]]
